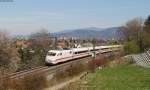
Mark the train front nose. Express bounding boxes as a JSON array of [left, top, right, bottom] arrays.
[[45, 56, 52, 63], [45, 56, 56, 64], [45, 51, 57, 64]]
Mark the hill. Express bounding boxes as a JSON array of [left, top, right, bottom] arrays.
[[52, 27, 122, 40]]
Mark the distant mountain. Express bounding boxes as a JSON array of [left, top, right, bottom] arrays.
[[52, 27, 122, 40]]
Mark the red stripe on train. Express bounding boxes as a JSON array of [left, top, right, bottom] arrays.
[[56, 53, 90, 61]]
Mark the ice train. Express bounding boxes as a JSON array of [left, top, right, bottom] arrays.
[[45, 45, 122, 64]]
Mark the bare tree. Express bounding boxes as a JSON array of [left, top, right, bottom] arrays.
[[144, 15, 150, 33], [122, 18, 143, 41], [22, 29, 52, 67], [120, 18, 146, 52], [29, 29, 52, 52], [143, 16, 150, 50], [0, 31, 20, 73]]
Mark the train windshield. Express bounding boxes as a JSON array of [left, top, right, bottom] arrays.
[[47, 52, 56, 56]]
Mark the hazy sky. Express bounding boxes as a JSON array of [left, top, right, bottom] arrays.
[[0, 0, 150, 35]]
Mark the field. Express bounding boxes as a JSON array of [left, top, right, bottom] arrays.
[[85, 63, 150, 90]]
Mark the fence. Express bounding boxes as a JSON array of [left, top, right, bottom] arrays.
[[132, 51, 150, 68]]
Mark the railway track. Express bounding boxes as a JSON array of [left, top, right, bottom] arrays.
[[1, 48, 122, 81], [1, 66, 48, 80], [1, 56, 92, 80]]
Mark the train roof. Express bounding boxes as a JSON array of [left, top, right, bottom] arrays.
[[48, 45, 122, 53], [48, 50, 72, 53], [71, 47, 89, 51]]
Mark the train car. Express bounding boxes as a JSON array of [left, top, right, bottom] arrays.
[[72, 47, 91, 59], [45, 45, 122, 65], [45, 50, 73, 64]]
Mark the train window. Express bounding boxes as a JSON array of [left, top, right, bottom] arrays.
[[48, 52, 56, 56], [90, 49, 99, 51], [74, 50, 88, 54], [57, 53, 62, 56]]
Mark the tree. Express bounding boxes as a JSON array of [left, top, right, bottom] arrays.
[[16, 29, 53, 70], [121, 18, 144, 53], [24, 29, 52, 67], [124, 18, 143, 41], [142, 33, 150, 51], [29, 29, 52, 52], [0, 31, 20, 73], [121, 16, 150, 53], [143, 16, 150, 50], [144, 15, 150, 33]]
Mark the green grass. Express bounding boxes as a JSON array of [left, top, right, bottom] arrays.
[[86, 63, 150, 90]]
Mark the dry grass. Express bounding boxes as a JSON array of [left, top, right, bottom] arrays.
[[49, 62, 88, 86], [0, 74, 48, 90], [87, 57, 109, 73]]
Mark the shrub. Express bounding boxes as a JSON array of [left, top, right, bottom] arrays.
[[124, 41, 140, 54], [0, 74, 48, 90], [88, 58, 108, 70], [51, 62, 88, 86]]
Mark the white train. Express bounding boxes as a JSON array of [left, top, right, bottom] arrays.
[[45, 45, 122, 64]]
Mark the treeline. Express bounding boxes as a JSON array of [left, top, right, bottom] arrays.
[[17, 30, 52, 71], [0, 29, 103, 74], [121, 16, 150, 54], [0, 32, 20, 73], [0, 30, 52, 74]]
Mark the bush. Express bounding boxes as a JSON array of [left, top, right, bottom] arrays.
[[124, 41, 140, 54], [88, 58, 109, 72], [51, 62, 88, 86], [0, 75, 48, 90]]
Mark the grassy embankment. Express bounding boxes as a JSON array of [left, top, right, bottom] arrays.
[[85, 62, 150, 90]]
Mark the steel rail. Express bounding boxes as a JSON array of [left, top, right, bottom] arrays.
[[1, 48, 121, 80]]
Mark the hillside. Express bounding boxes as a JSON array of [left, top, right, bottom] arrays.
[[52, 27, 122, 40]]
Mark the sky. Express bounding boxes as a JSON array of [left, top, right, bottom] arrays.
[[0, 0, 150, 35]]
